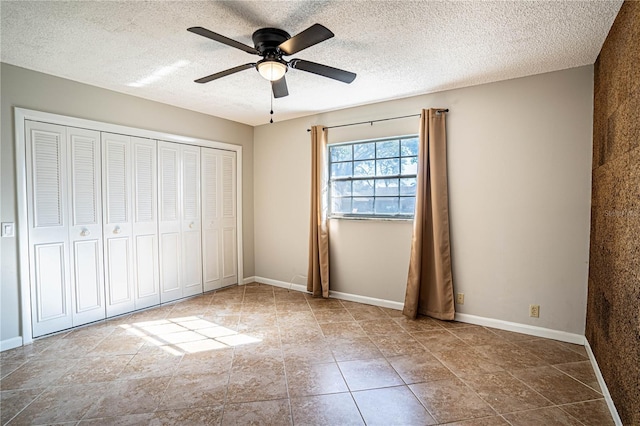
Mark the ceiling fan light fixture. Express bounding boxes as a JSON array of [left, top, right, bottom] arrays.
[[257, 60, 287, 81]]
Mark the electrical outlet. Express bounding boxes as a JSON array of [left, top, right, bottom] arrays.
[[456, 293, 464, 305], [529, 304, 540, 318]]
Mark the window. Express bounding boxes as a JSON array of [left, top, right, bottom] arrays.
[[329, 135, 418, 218]]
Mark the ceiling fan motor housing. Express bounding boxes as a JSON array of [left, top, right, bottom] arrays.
[[252, 28, 291, 56]]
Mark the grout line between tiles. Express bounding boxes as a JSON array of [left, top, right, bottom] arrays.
[[549, 363, 605, 395], [217, 283, 245, 425], [1, 386, 49, 425], [275, 296, 295, 426]]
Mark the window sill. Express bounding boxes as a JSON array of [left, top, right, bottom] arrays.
[[329, 216, 414, 222]]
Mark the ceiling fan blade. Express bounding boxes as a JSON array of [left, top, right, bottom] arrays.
[[278, 23, 334, 55], [272, 76, 289, 98], [194, 63, 256, 84], [290, 59, 356, 84], [188, 26, 259, 55]]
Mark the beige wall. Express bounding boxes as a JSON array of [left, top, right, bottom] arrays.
[[0, 63, 254, 343], [254, 65, 594, 334]]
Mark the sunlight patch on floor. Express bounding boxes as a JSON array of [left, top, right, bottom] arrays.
[[119, 316, 261, 355]]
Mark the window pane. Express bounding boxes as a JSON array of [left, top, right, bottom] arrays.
[[352, 197, 374, 214], [331, 180, 352, 197], [401, 157, 418, 175], [401, 138, 419, 156], [400, 197, 415, 214], [375, 197, 399, 215], [354, 160, 375, 177], [332, 197, 352, 214], [376, 140, 399, 158], [375, 179, 399, 196], [330, 145, 352, 162], [331, 162, 352, 178], [376, 158, 399, 176], [354, 142, 375, 160], [353, 179, 374, 196], [327, 135, 417, 219], [400, 178, 416, 196]]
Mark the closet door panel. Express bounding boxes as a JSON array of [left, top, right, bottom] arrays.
[[68, 128, 105, 325], [181, 146, 202, 297], [222, 227, 237, 285], [132, 138, 160, 309], [221, 152, 238, 286], [202, 229, 220, 290], [159, 143, 180, 222], [28, 124, 66, 230], [201, 149, 221, 291], [135, 235, 157, 299], [73, 240, 102, 314], [33, 243, 70, 333], [182, 231, 202, 296], [201, 149, 237, 289], [106, 237, 132, 304], [160, 233, 181, 294], [102, 133, 135, 316], [25, 121, 73, 337], [158, 142, 182, 302]]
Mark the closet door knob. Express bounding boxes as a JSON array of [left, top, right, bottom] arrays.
[[80, 228, 90, 237], [189, 222, 195, 229], [113, 226, 121, 234]]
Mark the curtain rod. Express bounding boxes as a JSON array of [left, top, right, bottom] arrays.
[[306, 109, 449, 132]]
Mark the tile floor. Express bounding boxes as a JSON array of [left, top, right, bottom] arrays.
[[1, 283, 614, 425]]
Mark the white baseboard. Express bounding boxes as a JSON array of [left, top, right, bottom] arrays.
[[1, 336, 23, 352], [252, 276, 404, 310], [328, 290, 404, 310], [253, 276, 308, 293], [242, 276, 256, 285], [584, 339, 623, 426], [455, 313, 585, 345]]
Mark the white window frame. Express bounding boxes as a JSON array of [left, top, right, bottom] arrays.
[[328, 135, 418, 220]]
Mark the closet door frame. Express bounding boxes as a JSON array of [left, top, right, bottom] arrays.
[[15, 108, 244, 345]]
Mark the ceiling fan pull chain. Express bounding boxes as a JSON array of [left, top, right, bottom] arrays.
[[270, 90, 274, 124]]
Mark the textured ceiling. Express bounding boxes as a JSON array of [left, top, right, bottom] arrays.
[[1, 1, 622, 126]]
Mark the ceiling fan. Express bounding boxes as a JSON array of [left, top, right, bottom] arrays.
[[187, 23, 356, 98]]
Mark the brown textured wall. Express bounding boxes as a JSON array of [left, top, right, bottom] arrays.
[[587, 2, 640, 425]]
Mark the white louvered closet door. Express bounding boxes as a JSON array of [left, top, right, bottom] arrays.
[[25, 121, 73, 337], [181, 146, 203, 297], [158, 141, 183, 302], [220, 151, 238, 287], [102, 133, 135, 317], [67, 127, 105, 326], [132, 137, 160, 309], [201, 148, 237, 291], [201, 148, 221, 291], [21, 112, 239, 338]]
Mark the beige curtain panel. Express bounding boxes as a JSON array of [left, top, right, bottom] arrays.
[[307, 125, 330, 298], [403, 109, 455, 320]]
